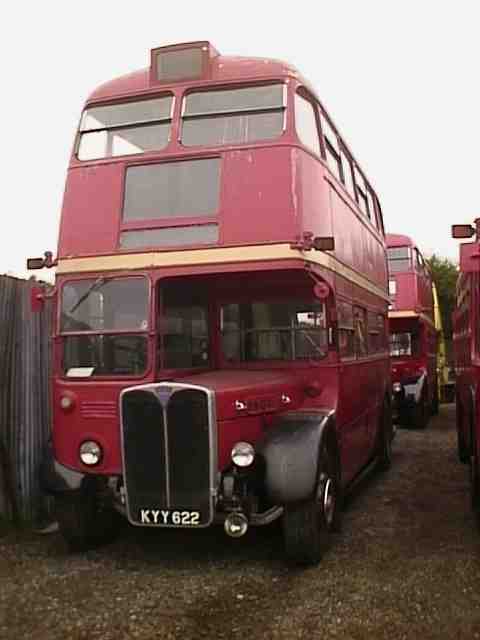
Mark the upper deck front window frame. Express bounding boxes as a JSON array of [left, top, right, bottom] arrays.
[[179, 81, 288, 149], [76, 93, 175, 162]]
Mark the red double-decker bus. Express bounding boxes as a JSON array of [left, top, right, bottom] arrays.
[[29, 41, 392, 564], [452, 220, 480, 516], [387, 234, 438, 427]]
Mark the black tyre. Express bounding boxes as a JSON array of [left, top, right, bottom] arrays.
[[56, 492, 119, 552], [283, 442, 341, 565], [377, 396, 393, 471], [431, 383, 440, 416], [469, 431, 480, 515], [412, 390, 429, 429], [456, 399, 468, 464]]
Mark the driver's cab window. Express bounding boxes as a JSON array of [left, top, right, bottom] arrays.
[[221, 300, 327, 363]]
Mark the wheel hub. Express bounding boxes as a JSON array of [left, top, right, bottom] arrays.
[[320, 476, 335, 526]]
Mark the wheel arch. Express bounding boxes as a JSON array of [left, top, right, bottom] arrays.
[[257, 410, 340, 505]]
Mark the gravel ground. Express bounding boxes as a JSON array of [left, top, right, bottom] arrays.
[[1, 404, 480, 639]]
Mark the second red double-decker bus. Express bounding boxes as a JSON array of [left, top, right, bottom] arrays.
[[30, 41, 393, 564], [387, 234, 438, 428]]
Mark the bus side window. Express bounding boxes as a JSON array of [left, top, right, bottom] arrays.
[[337, 300, 355, 358], [340, 147, 355, 198], [367, 311, 380, 353], [319, 111, 341, 182], [295, 93, 321, 156], [366, 187, 377, 228], [354, 306, 368, 357], [415, 248, 426, 277], [354, 167, 369, 219]]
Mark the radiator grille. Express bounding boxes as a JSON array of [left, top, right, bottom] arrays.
[[120, 384, 215, 527]]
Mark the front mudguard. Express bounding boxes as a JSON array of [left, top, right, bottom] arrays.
[[403, 373, 427, 406], [258, 410, 339, 504]]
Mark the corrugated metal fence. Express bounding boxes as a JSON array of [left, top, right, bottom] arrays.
[[0, 275, 51, 524]]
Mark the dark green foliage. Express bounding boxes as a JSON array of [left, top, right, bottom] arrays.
[[427, 254, 458, 339]]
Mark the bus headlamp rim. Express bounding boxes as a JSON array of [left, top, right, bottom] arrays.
[[79, 440, 103, 466], [231, 441, 255, 468]]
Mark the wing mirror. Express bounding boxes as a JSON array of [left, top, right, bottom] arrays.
[[26, 251, 57, 270], [452, 224, 475, 239]]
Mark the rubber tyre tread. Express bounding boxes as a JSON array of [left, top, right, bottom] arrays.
[[431, 384, 440, 416], [456, 400, 468, 464], [283, 445, 340, 566], [412, 392, 429, 430], [56, 494, 119, 552], [377, 396, 393, 471], [470, 431, 480, 516]]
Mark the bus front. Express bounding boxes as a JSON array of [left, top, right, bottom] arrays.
[[30, 41, 390, 565], [387, 236, 437, 427]]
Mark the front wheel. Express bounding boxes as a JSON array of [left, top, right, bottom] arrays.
[[282, 443, 341, 565], [56, 491, 120, 552]]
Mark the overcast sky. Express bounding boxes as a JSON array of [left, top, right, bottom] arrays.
[[3, 1, 478, 278]]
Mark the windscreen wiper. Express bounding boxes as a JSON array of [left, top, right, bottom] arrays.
[[68, 277, 106, 315]]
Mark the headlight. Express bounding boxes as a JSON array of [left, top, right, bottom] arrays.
[[393, 382, 402, 393], [231, 442, 255, 468], [79, 440, 102, 466]]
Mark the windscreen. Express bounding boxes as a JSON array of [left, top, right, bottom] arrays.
[[61, 277, 149, 377], [61, 278, 148, 332], [221, 301, 327, 362]]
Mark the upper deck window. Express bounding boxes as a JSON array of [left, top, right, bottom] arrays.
[[78, 96, 173, 161], [390, 331, 420, 357], [295, 94, 320, 156], [181, 84, 285, 147], [387, 246, 412, 273]]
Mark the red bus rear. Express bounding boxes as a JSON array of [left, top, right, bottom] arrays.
[[387, 234, 438, 427], [30, 42, 393, 564]]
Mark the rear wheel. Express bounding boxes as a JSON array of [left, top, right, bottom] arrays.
[[377, 396, 393, 471], [283, 442, 341, 565], [431, 382, 440, 416], [469, 430, 480, 517], [456, 399, 468, 464], [56, 490, 120, 552], [412, 390, 429, 429]]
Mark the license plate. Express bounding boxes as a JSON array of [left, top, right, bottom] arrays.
[[138, 508, 201, 526]]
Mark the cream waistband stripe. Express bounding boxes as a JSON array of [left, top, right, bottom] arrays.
[[56, 244, 389, 301]]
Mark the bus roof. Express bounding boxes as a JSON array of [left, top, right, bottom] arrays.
[[386, 233, 415, 249], [87, 41, 305, 104]]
